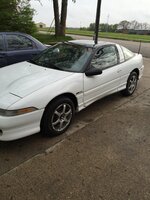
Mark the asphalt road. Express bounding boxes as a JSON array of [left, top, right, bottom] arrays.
[[0, 58, 150, 200], [67, 34, 150, 58]]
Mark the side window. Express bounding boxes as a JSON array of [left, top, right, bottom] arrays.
[[6, 34, 33, 51], [0, 35, 4, 51], [121, 46, 134, 60], [91, 45, 118, 70]]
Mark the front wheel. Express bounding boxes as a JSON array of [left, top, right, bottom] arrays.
[[41, 97, 75, 137], [121, 71, 138, 96]]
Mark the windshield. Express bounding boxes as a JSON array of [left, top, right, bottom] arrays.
[[29, 43, 92, 72]]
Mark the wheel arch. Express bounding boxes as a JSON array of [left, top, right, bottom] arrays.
[[131, 68, 139, 79], [45, 93, 78, 112]]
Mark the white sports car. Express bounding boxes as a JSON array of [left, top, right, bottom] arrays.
[[0, 40, 144, 141]]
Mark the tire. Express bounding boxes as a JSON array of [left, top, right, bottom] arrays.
[[41, 97, 75, 137], [121, 71, 138, 96]]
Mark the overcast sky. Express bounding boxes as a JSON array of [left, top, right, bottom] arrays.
[[31, 0, 150, 27]]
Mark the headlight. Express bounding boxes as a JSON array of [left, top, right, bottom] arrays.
[[0, 107, 38, 117]]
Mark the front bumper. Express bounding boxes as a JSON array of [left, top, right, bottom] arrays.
[[0, 109, 44, 141]]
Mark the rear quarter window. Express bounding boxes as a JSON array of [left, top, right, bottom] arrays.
[[121, 46, 135, 60]]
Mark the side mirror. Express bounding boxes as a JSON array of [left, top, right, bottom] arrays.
[[85, 66, 102, 77]]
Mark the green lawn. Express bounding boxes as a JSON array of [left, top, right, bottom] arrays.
[[32, 33, 73, 45], [66, 29, 150, 42], [36, 28, 150, 43]]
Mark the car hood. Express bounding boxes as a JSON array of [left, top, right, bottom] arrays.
[[0, 61, 74, 99]]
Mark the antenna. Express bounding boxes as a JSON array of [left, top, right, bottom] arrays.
[[94, 0, 102, 45], [106, 14, 110, 32], [138, 40, 142, 54]]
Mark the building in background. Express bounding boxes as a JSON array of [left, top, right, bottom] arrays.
[[36, 22, 46, 29]]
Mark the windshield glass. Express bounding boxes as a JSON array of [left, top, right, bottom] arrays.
[[29, 43, 92, 72]]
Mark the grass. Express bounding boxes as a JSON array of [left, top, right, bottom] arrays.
[[32, 32, 73, 45], [66, 29, 150, 43], [38, 28, 150, 43]]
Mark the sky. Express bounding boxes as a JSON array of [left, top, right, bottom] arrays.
[[31, 0, 150, 27]]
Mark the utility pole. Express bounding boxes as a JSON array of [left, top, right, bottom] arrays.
[[106, 14, 110, 32], [94, 0, 102, 44]]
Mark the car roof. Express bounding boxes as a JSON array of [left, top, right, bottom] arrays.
[[0, 32, 36, 41], [0, 31, 30, 36], [68, 40, 115, 48]]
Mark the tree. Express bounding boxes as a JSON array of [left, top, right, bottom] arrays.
[[88, 23, 118, 33], [111, 24, 118, 32], [100, 23, 107, 32], [52, 0, 76, 36], [130, 20, 139, 30], [119, 20, 130, 31], [0, 0, 37, 34], [142, 22, 149, 30], [88, 23, 95, 31], [0, 0, 16, 31]]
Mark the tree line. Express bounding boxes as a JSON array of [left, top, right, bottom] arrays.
[[87, 20, 150, 33], [118, 20, 150, 31], [88, 23, 118, 32]]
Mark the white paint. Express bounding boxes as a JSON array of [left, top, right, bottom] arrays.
[[0, 40, 144, 141]]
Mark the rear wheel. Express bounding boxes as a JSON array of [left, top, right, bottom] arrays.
[[121, 71, 138, 96], [41, 97, 75, 137]]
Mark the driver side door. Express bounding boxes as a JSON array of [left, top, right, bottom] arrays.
[[83, 45, 121, 107]]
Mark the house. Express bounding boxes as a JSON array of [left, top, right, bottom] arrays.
[[36, 22, 46, 29]]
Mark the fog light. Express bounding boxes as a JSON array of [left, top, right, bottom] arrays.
[[0, 130, 3, 136]]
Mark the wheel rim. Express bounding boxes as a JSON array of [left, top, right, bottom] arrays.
[[51, 103, 72, 132], [128, 75, 137, 94]]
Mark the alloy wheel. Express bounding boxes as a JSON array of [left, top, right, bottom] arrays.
[[128, 74, 137, 94], [51, 103, 72, 132]]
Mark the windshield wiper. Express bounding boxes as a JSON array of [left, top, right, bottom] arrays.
[[47, 63, 65, 71], [28, 60, 64, 71], [28, 60, 37, 65], [28, 59, 43, 67]]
